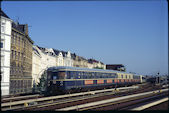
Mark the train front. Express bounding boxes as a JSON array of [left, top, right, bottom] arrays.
[[47, 67, 66, 95]]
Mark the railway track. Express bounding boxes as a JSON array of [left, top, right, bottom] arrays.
[[14, 84, 163, 111], [1, 94, 43, 103], [4, 85, 138, 111], [2, 85, 140, 111], [144, 100, 168, 110], [57, 89, 168, 111], [2, 83, 164, 111]]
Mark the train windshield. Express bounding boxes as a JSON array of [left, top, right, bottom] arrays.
[[49, 71, 66, 80], [58, 71, 66, 79]]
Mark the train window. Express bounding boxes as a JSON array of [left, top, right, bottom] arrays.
[[80, 72, 83, 79], [87, 72, 91, 78], [53, 76, 57, 80], [95, 72, 98, 78], [101, 73, 104, 78], [58, 71, 66, 79], [109, 73, 112, 78], [48, 72, 55, 80], [66, 71, 71, 79], [103, 73, 106, 78], [94, 72, 96, 77], [48, 74, 51, 79], [97, 73, 100, 77], [113, 73, 116, 78], [70, 71, 74, 79], [78, 72, 81, 76], [110, 73, 114, 78], [106, 73, 109, 78], [82, 72, 85, 76], [82, 72, 86, 79], [91, 72, 94, 77], [79, 72, 82, 75], [85, 72, 88, 76]]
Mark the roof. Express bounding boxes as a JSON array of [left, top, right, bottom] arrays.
[[12, 22, 34, 44], [48, 66, 134, 75], [12, 22, 25, 33], [61, 51, 67, 57], [106, 64, 124, 66], [88, 59, 99, 63], [71, 53, 76, 60], [53, 48, 60, 55], [37, 46, 104, 64], [33, 46, 41, 57], [0, 9, 10, 19]]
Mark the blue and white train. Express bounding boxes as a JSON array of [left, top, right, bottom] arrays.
[[46, 66, 142, 95]]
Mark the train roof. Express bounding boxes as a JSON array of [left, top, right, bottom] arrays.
[[48, 66, 137, 75]]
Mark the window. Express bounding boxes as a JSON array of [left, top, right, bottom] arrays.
[[14, 36, 16, 45], [18, 37, 20, 46], [0, 42, 3, 48], [1, 26, 5, 33], [18, 52, 20, 60], [14, 51, 16, 59], [58, 71, 66, 79], [1, 71, 4, 82], [1, 56, 4, 66], [11, 36, 14, 44], [53, 76, 57, 80]]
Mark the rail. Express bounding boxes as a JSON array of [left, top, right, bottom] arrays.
[[56, 88, 168, 111], [1, 94, 40, 102], [1, 85, 138, 110], [130, 97, 169, 111]]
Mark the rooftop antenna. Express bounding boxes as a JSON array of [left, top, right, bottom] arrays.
[[16, 16, 19, 22], [15, 16, 19, 25]]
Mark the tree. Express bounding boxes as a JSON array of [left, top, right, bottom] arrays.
[[36, 70, 47, 93]]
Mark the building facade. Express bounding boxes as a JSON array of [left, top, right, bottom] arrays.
[[88, 59, 106, 69], [32, 45, 42, 85], [1, 10, 12, 95], [10, 21, 34, 94], [32, 46, 106, 85], [63, 51, 73, 67], [32, 46, 57, 85]]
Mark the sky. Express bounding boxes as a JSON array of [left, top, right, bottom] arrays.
[[2, 0, 168, 75]]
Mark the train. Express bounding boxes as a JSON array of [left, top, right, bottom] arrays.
[[46, 66, 142, 95]]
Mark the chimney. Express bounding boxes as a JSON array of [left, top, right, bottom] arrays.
[[24, 24, 28, 35]]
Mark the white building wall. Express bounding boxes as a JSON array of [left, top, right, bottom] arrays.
[[32, 46, 42, 85], [32, 46, 57, 84], [57, 52, 64, 66], [64, 51, 73, 67], [1, 16, 12, 96]]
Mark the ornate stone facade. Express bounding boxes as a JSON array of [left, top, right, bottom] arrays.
[[10, 21, 34, 94]]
